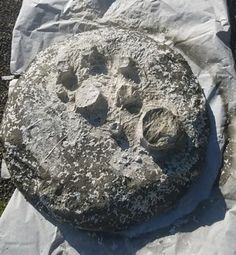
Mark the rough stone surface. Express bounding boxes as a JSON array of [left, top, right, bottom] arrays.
[[1, 28, 209, 231]]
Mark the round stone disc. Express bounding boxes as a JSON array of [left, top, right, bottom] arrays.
[[1, 28, 209, 231]]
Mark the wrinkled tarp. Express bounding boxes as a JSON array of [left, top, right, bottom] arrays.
[[1, 0, 236, 254]]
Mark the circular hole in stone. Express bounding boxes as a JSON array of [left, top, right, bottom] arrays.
[[81, 46, 107, 75], [57, 66, 78, 91], [116, 84, 142, 114], [118, 57, 140, 84], [139, 107, 186, 152]]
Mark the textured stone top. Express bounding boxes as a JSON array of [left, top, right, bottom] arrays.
[[1, 28, 209, 231]]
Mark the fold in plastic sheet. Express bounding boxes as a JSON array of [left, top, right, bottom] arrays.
[[1, 0, 236, 254]]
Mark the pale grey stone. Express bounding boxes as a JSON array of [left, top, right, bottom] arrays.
[[1, 28, 209, 231]]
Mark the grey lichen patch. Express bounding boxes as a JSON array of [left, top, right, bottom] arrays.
[[1, 28, 209, 232]]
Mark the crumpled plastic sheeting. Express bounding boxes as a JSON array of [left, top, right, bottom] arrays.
[[1, 0, 236, 254], [102, 0, 236, 103], [0, 187, 233, 255]]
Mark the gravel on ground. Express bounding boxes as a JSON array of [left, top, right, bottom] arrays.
[[0, 0, 22, 215]]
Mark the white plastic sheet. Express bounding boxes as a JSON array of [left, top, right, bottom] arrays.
[[1, 0, 236, 254]]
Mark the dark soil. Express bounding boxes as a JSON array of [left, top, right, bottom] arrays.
[[0, 0, 22, 215]]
